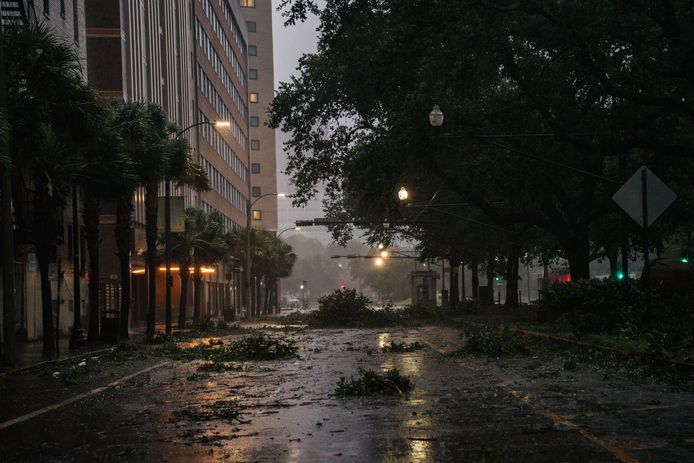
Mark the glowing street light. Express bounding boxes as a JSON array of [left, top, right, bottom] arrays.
[[380, 250, 389, 259], [429, 104, 444, 127], [375, 257, 384, 267], [398, 186, 409, 201]]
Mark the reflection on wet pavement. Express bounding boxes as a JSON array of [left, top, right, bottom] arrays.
[[1, 326, 693, 462]]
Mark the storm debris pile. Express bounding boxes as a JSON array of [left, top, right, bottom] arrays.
[[336, 368, 413, 396]]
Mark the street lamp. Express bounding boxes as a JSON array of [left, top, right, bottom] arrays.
[[163, 120, 229, 335], [429, 104, 444, 127], [398, 186, 409, 201], [277, 226, 300, 238], [245, 192, 286, 318]]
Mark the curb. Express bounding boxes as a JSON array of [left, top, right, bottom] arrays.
[[458, 319, 694, 374], [0, 346, 117, 378]]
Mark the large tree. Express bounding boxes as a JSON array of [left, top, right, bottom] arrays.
[[5, 24, 98, 351], [271, 0, 694, 281]]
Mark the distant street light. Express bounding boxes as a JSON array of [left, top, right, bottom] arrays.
[[398, 186, 409, 201], [375, 257, 384, 267]]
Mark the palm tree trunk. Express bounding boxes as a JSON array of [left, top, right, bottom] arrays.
[[36, 242, 55, 352], [471, 256, 479, 301], [193, 266, 202, 324], [83, 195, 101, 342], [144, 181, 158, 339], [177, 262, 189, 328], [116, 194, 133, 339]]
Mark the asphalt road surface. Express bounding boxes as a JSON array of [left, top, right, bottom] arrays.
[[1, 326, 693, 462]]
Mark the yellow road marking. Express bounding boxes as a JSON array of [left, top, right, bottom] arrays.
[[434, 336, 641, 463], [0, 362, 168, 431], [501, 385, 640, 463]]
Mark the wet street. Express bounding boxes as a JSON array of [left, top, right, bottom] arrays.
[[1, 326, 693, 462]]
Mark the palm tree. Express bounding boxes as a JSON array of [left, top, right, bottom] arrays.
[[109, 101, 151, 340], [140, 105, 184, 338], [169, 208, 221, 328], [77, 98, 133, 343], [189, 211, 229, 324], [226, 227, 296, 317], [5, 24, 96, 352]]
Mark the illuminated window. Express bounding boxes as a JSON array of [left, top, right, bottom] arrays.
[[240, 0, 255, 7], [251, 139, 260, 150], [252, 210, 262, 221], [248, 45, 257, 56], [250, 116, 259, 127], [247, 21, 256, 32], [250, 92, 259, 103], [252, 186, 261, 197], [251, 163, 260, 174], [249, 68, 258, 80]]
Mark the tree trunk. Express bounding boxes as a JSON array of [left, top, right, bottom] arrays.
[[116, 195, 133, 339], [565, 230, 591, 280], [471, 256, 479, 301], [264, 276, 272, 314], [460, 265, 466, 300], [448, 257, 459, 310], [505, 245, 520, 309], [486, 256, 495, 305], [83, 196, 101, 343], [193, 267, 202, 324], [177, 262, 189, 329], [144, 181, 158, 339], [606, 243, 619, 279], [36, 243, 55, 352]]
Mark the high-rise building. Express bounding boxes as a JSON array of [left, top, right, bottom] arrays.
[[85, 0, 252, 323], [238, 0, 278, 232]]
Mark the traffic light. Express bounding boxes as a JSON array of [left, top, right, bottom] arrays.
[[616, 271, 625, 280]]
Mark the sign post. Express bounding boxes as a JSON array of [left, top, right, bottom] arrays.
[[613, 166, 677, 314]]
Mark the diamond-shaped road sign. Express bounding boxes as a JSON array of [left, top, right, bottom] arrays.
[[612, 166, 677, 228]]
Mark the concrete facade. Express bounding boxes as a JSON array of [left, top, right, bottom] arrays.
[[238, 0, 278, 232]]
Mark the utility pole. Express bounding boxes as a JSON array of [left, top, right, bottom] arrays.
[[0, 17, 16, 365]]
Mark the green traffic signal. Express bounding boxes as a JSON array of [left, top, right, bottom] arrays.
[[616, 271, 624, 280], [681, 257, 689, 264]]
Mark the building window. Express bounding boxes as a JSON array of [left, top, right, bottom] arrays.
[[250, 116, 260, 127], [250, 139, 260, 150], [252, 186, 261, 197], [43, 0, 50, 15], [252, 210, 262, 221], [250, 92, 259, 103], [249, 68, 258, 80], [247, 21, 256, 32], [248, 45, 257, 56], [251, 163, 260, 174], [240, 0, 256, 7]]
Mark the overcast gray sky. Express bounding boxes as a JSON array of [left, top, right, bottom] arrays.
[[271, 2, 331, 242]]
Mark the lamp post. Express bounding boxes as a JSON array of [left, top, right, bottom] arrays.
[[163, 120, 229, 335], [245, 192, 286, 318], [277, 226, 300, 239]]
